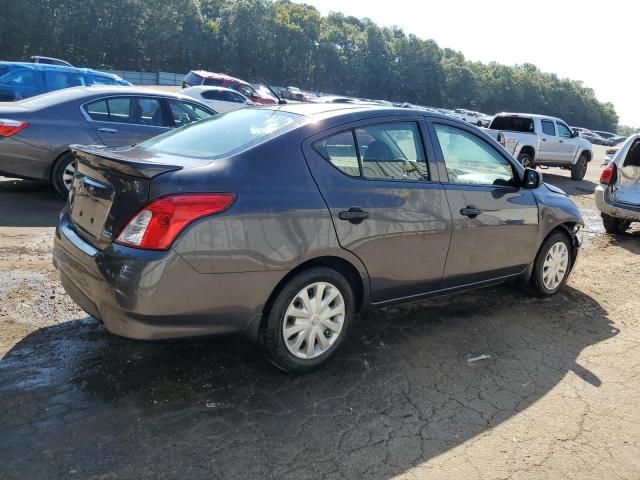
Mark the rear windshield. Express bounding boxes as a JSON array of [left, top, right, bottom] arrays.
[[137, 109, 305, 159], [490, 116, 535, 133]]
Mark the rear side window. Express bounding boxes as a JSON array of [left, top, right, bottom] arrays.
[[138, 109, 303, 159], [541, 120, 556, 136], [184, 72, 203, 85], [313, 131, 360, 176], [490, 116, 535, 133], [44, 71, 85, 89], [0, 69, 41, 88], [623, 139, 640, 167], [313, 122, 429, 181], [203, 77, 224, 87], [84, 96, 164, 125]]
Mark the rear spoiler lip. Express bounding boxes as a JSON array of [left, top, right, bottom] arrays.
[[71, 144, 183, 179]]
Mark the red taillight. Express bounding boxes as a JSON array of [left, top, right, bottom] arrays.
[[599, 163, 617, 185], [0, 119, 29, 137], [115, 193, 236, 250]]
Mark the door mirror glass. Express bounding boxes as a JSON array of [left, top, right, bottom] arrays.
[[523, 168, 542, 188]]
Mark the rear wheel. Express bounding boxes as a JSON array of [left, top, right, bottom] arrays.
[[260, 267, 355, 373], [602, 214, 630, 234], [529, 231, 573, 297], [570, 154, 588, 181], [517, 151, 534, 169], [51, 151, 77, 198]]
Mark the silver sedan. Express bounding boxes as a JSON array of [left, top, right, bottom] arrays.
[[0, 86, 216, 196]]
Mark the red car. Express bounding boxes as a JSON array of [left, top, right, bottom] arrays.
[[182, 70, 276, 105]]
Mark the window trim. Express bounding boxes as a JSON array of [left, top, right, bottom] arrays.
[[428, 118, 522, 189], [310, 119, 433, 184]]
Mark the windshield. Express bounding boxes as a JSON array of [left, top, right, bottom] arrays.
[[490, 116, 535, 133], [138, 109, 306, 159]]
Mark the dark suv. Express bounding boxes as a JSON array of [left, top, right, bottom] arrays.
[[54, 104, 583, 373], [0, 62, 130, 101]]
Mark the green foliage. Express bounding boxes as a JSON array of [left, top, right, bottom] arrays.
[[0, 0, 619, 130]]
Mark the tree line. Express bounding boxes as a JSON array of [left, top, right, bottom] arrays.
[[0, 0, 620, 131]]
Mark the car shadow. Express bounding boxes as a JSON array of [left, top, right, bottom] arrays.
[[0, 285, 617, 479], [0, 177, 64, 227], [541, 171, 597, 196]]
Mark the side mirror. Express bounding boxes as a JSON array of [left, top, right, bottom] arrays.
[[523, 167, 542, 189]]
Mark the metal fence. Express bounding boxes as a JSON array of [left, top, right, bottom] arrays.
[[108, 70, 184, 86]]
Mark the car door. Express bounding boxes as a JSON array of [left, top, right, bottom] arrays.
[[555, 121, 580, 163], [537, 119, 558, 162], [429, 120, 539, 288], [83, 96, 169, 146], [302, 117, 452, 303]]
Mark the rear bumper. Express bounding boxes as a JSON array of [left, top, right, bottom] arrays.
[[595, 185, 640, 221], [53, 212, 281, 341]]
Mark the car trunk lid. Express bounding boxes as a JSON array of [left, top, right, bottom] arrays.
[[613, 139, 640, 207], [68, 145, 202, 250]]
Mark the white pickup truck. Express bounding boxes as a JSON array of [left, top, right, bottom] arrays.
[[484, 113, 593, 181]]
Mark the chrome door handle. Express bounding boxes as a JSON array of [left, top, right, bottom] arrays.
[[338, 207, 369, 224], [97, 128, 118, 133], [460, 206, 481, 218]]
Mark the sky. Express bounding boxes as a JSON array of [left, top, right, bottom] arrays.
[[293, 0, 638, 127]]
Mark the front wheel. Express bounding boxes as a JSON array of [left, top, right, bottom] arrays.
[[529, 232, 573, 297], [260, 267, 355, 373], [570, 154, 588, 181]]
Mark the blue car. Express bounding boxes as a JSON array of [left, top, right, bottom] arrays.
[[0, 62, 130, 101]]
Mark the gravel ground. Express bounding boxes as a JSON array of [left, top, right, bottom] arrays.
[[1, 146, 639, 479]]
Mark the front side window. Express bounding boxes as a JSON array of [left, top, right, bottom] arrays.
[[201, 90, 222, 101], [313, 122, 429, 181], [203, 77, 224, 87], [138, 109, 304, 159], [541, 120, 556, 136], [89, 75, 123, 86], [44, 71, 85, 89], [557, 123, 572, 138], [434, 124, 516, 187], [168, 100, 214, 127]]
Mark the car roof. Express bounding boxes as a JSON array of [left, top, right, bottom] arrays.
[[184, 85, 246, 95], [14, 86, 206, 108], [0, 61, 119, 78], [261, 102, 454, 123]]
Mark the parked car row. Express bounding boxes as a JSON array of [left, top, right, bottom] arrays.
[[571, 127, 625, 146]]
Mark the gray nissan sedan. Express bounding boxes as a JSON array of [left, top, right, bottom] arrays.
[[53, 104, 583, 372]]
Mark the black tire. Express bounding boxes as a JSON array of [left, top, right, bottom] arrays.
[[260, 267, 355, 373], [570, 153, 588, 181], [529, 231, 573, 297], [51, 151, 77, 198], [601, 214, 630, 234], [517, 151, 534, 169]]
